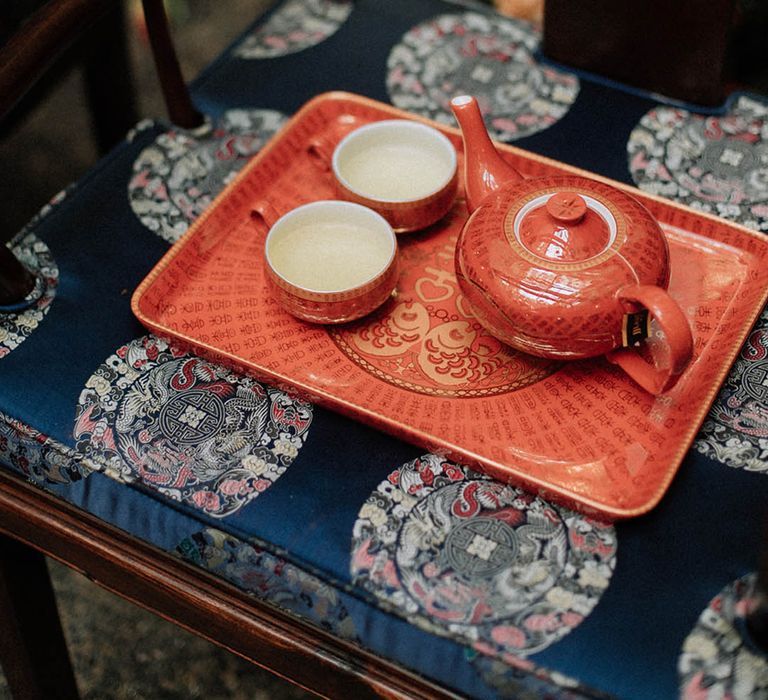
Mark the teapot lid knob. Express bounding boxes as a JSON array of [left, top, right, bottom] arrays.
[[545, 192, 587, 223], [516, 190, 614, 263]]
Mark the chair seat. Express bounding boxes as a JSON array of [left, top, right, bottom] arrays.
[[3, 2, 768, 698]]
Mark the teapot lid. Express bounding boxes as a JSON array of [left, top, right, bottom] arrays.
[[509, 189, 624, 268]]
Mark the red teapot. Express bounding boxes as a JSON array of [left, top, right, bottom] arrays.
[[450, 95, 693, 394]]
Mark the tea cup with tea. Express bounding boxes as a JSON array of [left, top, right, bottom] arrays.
[[254, 200, 399, 324], [310, 119, 458, 232]]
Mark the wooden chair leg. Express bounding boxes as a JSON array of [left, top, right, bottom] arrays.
[[0, 535, 79, 700], [141, 0, 203, 129]]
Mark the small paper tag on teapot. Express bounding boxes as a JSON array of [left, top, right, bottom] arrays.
[[622, 310, 651, 347]]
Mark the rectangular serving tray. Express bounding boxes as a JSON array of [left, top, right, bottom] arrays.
[[132, 92, 768, 519]]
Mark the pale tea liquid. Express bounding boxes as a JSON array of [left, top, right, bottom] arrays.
[[268, 222, 392, 292], [339, 144, 448, 201]]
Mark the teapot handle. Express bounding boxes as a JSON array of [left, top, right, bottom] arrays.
[[607, 285, 694, 395]]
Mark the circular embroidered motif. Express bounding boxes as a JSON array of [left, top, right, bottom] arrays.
[[694, 307, 768, 473], [329, 218, 556, 397], [679, 574, 768, 699], [0, 231, 59, 359], [387, 12, 579, 141], [74, 335, 312, 517], [178, 528, 357, 639], [628, 95, 768, 232], [128, 109, 287, 244], [233, 0, 352, 58], [350, 454, 616, 656], [1, 417, 88, 485]]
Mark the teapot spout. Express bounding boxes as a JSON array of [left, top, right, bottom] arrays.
[[451, 95, 524, 213]]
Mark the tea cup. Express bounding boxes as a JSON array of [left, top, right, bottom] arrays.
[[254, 200, 399, 324], [310, 119, 458, 232]]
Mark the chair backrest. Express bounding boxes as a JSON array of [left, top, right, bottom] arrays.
[[0, 0, 200, 307], [542, 0, 737, 106]]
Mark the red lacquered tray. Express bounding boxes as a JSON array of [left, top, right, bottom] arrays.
[[132, 92, 768, 519]]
